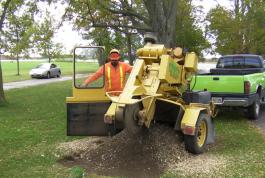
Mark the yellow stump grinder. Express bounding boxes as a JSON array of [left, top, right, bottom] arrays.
[[66, 36, 216, 154]]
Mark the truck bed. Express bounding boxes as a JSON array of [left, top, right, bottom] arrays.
[[192, 74, 245, 93]]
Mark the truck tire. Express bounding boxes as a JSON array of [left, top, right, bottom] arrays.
[[184, 113, 208, 154], [248, 94, 260, 120]]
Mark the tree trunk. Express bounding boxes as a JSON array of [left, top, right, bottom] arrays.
[[97, 40, 106, 66], [16, 53, 20, 76], [0, 0, 11, 30], [143, 0, 178, 48], [126, 33, 134, 65], [0, 0, 12, 104], [0, 55, 6, 103]]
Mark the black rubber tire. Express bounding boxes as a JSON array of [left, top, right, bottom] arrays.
[[47, 72, 50, 79], [184, 113, 208, 154], [248, 94, 260, 120]]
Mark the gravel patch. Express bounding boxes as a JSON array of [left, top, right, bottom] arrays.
[[58, 124, 226, 178], [171, 154, 227, 177]]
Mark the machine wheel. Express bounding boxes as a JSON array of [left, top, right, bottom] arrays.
[[184, 113, 208, 154], [248, 94, 260, 120], [124, 103, 142, 134], [47, 72, 50, 79]]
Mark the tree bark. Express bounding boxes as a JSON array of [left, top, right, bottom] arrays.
[[126, 33, 134, 65], [143, 0, 178, 48], [0, 0, 12, 104], [16, 53, 20, 76], [0, 55, 6, 103], [97, 40, 106, 66], [48, 49, 51, 63], [0, 0, 12, 30]]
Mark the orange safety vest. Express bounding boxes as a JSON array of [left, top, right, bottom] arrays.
[[105, 63, 124, 91], [84, 61, 132, 91]]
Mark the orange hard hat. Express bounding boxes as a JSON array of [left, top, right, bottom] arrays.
[[109, 49, 120, 60]]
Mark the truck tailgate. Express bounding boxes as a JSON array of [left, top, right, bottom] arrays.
[[192, 75, 244, 93]]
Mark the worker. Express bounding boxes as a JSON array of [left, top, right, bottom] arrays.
[[82, 49, 132, 92]]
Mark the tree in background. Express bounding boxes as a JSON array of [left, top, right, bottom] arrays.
[[0, 0, 60, 104], [175, 0, 210, 57], [83, 28, 142, 65], [207, 0, 265, 55], [64, 0, 178, 63], [33, 11, 63, 63], [64, 0, 209, 63], [64, 0, 144, 65], [3, 12, 34, 75], [83, 28, 117, 65]]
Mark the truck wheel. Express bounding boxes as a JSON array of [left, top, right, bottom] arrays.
[[184, 113, 208, 154], [248, 95, 260, 120]]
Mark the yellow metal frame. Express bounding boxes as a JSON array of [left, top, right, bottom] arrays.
[[66, 87, 109, 103], [180, 106, 206, 135], [197, 120, 207, 147], [68, 44, 214, 137]]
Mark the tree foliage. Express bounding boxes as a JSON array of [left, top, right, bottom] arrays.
[[64, 0, 208, 62], [2, 1, 37, 75], [64, 0, 146, 64], [0, 0, 61, 103], [33, 11, 63, 62], [175, 0, 210, 56], [207, 0, 265, 55], [64, 0, 178, 47]]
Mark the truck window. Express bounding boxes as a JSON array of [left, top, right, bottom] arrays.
[[216, 57, 233, 68], [233, 57, 244, 68], [245, 57, 261, 68], [217, 56, 261, 68]]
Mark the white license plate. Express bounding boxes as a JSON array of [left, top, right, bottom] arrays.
[[212, 97, 223, 104]]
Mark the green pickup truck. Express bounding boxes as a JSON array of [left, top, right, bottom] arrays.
[[192, 54, 265, 120]]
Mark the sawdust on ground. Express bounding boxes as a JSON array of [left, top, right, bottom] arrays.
[[58, 125, 226, 178]]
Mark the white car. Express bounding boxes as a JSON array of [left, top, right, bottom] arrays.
[[29, 63, 61, 78]]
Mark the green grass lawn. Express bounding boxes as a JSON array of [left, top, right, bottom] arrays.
[[0, 81, 76, 177], [1, 61, 98, 83], [1, 82, 265, 177], [210, 112, 265, 177]]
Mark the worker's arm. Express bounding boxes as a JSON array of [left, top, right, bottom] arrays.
[[124, 63, 133, 73], [82, 66, 104, 86]]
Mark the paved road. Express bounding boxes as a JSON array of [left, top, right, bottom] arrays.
[[3, 76, 73, 90], [3, 74, 88, 90]]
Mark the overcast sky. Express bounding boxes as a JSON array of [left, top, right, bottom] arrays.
[[52, 0, 232, 56]]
